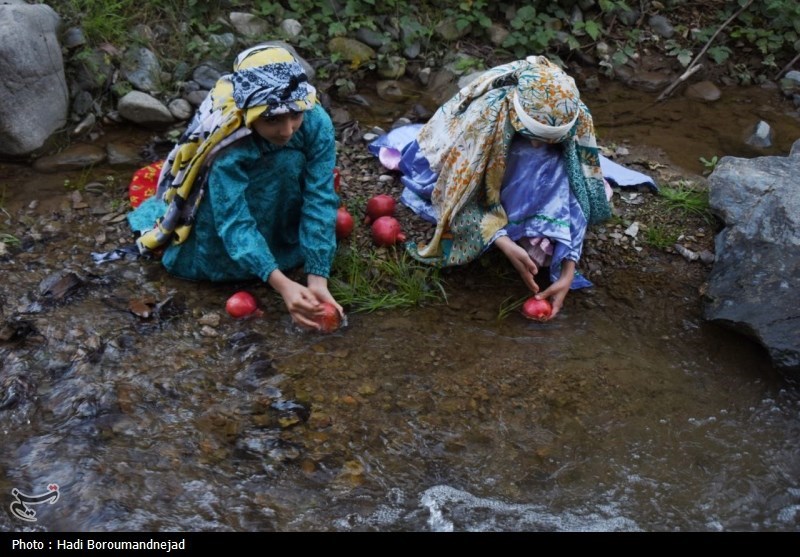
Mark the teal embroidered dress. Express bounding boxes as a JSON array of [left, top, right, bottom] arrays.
[[128, 104, 338, 282]]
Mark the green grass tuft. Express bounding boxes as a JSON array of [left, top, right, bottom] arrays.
[[497, 294, 527, 320], [329, 245, 447, 313], [659, 181, 712, 222], [644, 225, 679, 249], [0, 233, 21, 246]]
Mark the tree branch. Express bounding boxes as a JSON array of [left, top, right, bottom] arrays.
[[657, 0, 755, 102], [775, 52, 800, 81]]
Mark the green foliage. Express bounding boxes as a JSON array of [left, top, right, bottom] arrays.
[[443, 0, 492, 33], [329, 245, 447, 313], [61, 0, 135, 44], [451, 56, 484, 74], [52, 0, 800, 89], [62, 167, 97, 192], [707, 45, 733, 65], [700, 0, 800, 82], [497, 294, 526, 320], [335, 76, 357, 96], [251, 1, 286, 19], [659, 182, 712, 223], [644, 226, 678, 250], [699, 155, 719, 175], [501, 5, 559, 58], [665, 40, 693, 67], [0, 233, 21, 247], [598, 0, 632, 12], [397, 15, 435, 53], [572, 19, 603, 42]]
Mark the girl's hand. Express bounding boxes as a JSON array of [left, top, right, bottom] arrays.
[[495, 236, 539, 293], [535, 259, 576, 319], [307, 274, 344, 317], [269, 270, 324, 330]]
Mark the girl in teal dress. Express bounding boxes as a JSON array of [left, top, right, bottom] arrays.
[[128, 44, 341, 331]]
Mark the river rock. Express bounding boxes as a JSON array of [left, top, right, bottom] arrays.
[[704, 153, 800, 376], [623, 70, 673, 93], [168, 98, 194, 121], [229, 12, 269, 38], [745, 120, 773, 148], [779, 70, 800, 99], [425, 68, 459, 106], [208, 33, 236, 57], [435, 17, 471, 41], [106, 143, 142, 168], [328, 37, 376, 67], [648, 15, 675, 39], [329, 106, 352, 126], [486, 23, 509, 46], [121, 47, 162, 93], [355, 27, 387, 48], [72, 90, 95, 116], [117, 91, 175, 126], [70, 48, 114, 92], [280, 19, 302, 38], [192, 63, 224, 90], [376, 80, 407, 103], [184, 89, 209, 107], [685, 80, 721, 102], [33, 144, 106, 173], [0, 2, 68, 156], [62, 26, 86, 49], [377, 55, 406, 79]]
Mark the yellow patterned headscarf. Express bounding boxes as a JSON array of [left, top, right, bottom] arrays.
[[136, 44, 316, 255]]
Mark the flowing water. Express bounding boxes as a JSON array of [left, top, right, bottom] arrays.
[[1, 82, 799, 533]]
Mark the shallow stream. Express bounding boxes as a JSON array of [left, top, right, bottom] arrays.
[[1, 81, 799, 532]]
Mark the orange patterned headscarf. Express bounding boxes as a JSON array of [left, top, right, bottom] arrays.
[[408, 55, 609, 267]]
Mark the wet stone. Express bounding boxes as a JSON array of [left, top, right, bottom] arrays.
[[199, 325, 219, 337], [38, 271, 84, 301], [198, 312, 221, 327]]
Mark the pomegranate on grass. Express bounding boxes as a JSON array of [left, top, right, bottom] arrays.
[[335, 206, 354, 239], [371, 216, 406, 247], [364, 194, 396, 225], [333, 168, 341, 194]]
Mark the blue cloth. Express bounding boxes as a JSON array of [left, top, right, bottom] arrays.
[[370, 124, 657, 190], [128, 104, 338, 282]]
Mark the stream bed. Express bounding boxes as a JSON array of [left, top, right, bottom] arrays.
[[1, 81, 799, 532]]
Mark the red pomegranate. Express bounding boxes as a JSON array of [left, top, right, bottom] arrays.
[[333, 168, 341, 194], [521, 297, 552, 321], [371, 216, 406, 247], [335, 206, 354, 239], [364, 194, 396, 225], [225, 291, 263, 319]]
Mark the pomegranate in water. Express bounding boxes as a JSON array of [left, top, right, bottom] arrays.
[[226, 291, 263, 319], [315, 302, 342, 333], [521, 297, 552, 321]]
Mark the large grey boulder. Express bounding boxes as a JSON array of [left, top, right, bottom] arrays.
[[0, 2, 68, 156], [704, 152, 800, 377]]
